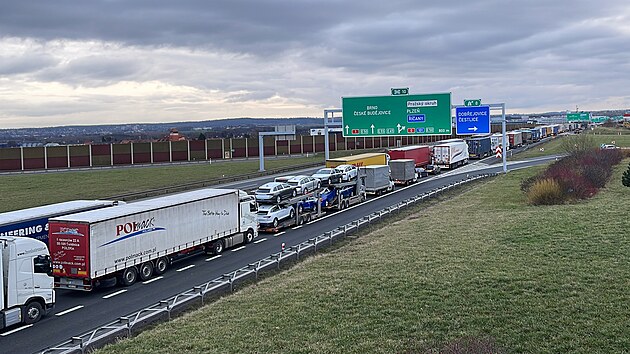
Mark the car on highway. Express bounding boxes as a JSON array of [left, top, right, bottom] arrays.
[[600, 144, 618, 150], [334, 164, 358, 181], [274, 175, 295, 183], [287, 175, 321, 194], [415, 167, 428, 178], [255, 182, 297, 204], [257, 204, 295, 228], [312, 168, 343, 185], [319, 187, 337, 207], [425, 164, 441, 175]]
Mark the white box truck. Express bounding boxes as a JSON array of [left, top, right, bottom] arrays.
[[1, 237, 55, 328], [49, 189, 258, 291], [432, 139, 469, 169]]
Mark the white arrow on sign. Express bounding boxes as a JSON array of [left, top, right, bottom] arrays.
[[370, 124, 375, 134], [345, 125, 349, 134], [396, 124, 406, 133], [467, 126, 478, 132]]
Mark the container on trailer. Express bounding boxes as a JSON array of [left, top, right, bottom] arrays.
[[0, 200, 122, 244], [325, 153, 387, 168], [466, 136, 492, 159], [431, 139, 469, 169], [49, 189, 257, 291], [386, 145, 431, 167], [389, 159, 417, 185], [360, 165, 393, 195]]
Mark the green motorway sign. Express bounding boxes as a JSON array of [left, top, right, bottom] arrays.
[[567, 112, 590, 121], [464, 99, 481, 107], [391, 88, 409, 95], [341, 93, 451, 137]]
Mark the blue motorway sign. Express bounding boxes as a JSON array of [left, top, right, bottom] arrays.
[[455, 106, 491, 135]]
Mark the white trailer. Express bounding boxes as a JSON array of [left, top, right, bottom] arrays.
[[49, 189, 258, 291], [432, 139, 469, 169], [1, 237, 55, 328], [0, 200, 122, 245]]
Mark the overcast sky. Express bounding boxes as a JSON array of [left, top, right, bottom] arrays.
[[1, 1, 629, 128]]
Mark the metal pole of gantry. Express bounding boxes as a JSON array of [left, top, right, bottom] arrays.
[[486, 103, 508, 174], [324, 109, 342, 161], [259, 127, 296, 172]]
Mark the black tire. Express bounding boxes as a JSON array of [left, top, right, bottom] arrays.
[[289, 209, 295, 219], [120, 267, 138, 287], [303, 187, 308, 195], [305, 214, 311, 222], [297, 204, 304, 214], [276, 195, 282, 204], [317, 181, 321, 189], [244, 230, 255, 244], [154, 257, 168, 275], [327, 178, 332, 185], [213, 240, 224, 255], [139, 262, 154, 281], [291, 190, 297, 197], [272, 218, 279, 228], [23, 301, 43, 324]]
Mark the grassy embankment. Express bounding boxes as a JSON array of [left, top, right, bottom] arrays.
[[516, 133, 630, 160], [98, 162, 630, 353], [0, 149, 379, 213]]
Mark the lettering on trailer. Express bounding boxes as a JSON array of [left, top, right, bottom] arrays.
[[0, 218, 49, 242], [100, 217, 165, 247]]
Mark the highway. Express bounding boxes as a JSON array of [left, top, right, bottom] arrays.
[[0, 154, 560, 353]]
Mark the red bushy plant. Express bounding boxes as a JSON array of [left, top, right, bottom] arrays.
[[522, 148, 623, 204]]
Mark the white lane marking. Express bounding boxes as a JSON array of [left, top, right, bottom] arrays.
[[1, 324, 33, 336], [176, 264, 195, 272], [55, 305, 84, 317], [292, 225, 303, 229], [103, 289, 127, 299], [253, 238, 267, 244], [231, 245, 246, 252], [142, 276, 163, 284], [205, 255, 222, 262], [274, 231, 286, 237]]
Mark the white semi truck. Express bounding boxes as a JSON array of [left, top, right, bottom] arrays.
[[49, 189, 258, 291], [1, 237, 55, 328], [432, 139, 470, 169]]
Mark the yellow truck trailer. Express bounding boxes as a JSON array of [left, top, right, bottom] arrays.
[[325, 152, 388, 168]]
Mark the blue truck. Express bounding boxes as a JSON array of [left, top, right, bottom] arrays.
[[0, 200, 122, 244], [466, 136, 492, 159]]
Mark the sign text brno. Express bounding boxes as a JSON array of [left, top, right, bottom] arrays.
[[341, 93, 452, 137]]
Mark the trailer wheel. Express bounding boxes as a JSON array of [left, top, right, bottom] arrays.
[[289, 209, 295, 219], [120, 267, 138, 287], [345, 200, 350, 209], [154, 257, 168, 275], [139, 262, 154, 281], [23, 301, 43, 324], [244, 230, 255, 244], [297, 204, 303, 214], [212, 240, 224, 255], [305, 214, 311, 223]]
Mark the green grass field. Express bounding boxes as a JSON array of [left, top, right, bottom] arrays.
[[516, 133, 630, 160], [97, 162, 630, 354]]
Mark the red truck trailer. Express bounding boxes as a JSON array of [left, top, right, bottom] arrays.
[[387, 145, 431, 167]]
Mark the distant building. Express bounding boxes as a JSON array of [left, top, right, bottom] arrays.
[[158, 128, 187, 142], [310, 128, 343, 136]]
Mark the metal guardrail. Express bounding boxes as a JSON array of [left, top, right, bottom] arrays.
[[40, 173, 497, 354], [106, 161, 323, 201]]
